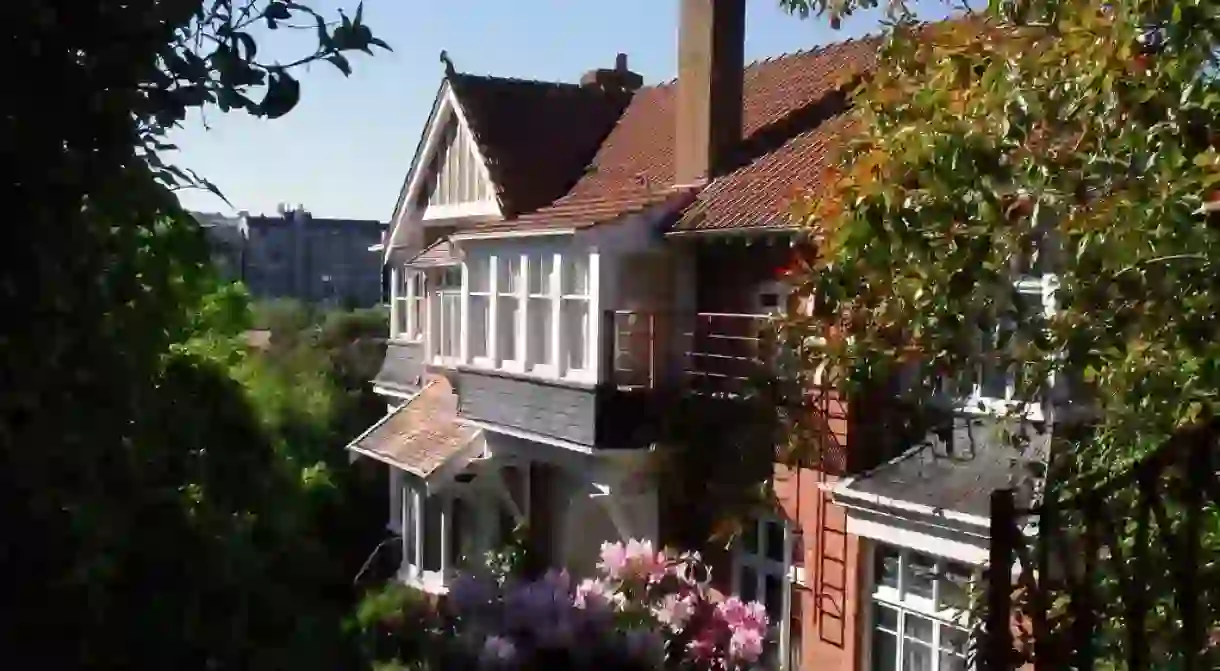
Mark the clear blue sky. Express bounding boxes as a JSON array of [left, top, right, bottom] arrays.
[[173, 0, 954, 221]]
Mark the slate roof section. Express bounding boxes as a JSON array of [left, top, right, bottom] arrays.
[[841, 416, 1049, 518], [448, 73, 632, 218], [502, 37, 878, 232], [346, 378, 482, 479]]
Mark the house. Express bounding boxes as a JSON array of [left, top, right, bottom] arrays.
[[192, 207, 388, 308], [347, 3, 1045, 670]]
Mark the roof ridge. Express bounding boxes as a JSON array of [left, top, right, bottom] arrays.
[[449, 70, 586, 90]]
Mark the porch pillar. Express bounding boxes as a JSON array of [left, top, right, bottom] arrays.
[[412, 487, 424, 577], [438, 496, 451, 576]]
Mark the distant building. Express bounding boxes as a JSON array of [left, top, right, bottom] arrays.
[[192, 207, 388, 308]]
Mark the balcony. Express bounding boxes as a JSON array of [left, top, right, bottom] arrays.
[[606, 310, 794, 398]]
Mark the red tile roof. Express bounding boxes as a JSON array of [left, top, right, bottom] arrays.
[[499, 36, 878, 232], [448, 73, 631, 218], [346, 378, 481, 479]]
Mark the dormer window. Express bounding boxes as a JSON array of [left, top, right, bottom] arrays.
[[392, 268, 425, 342]]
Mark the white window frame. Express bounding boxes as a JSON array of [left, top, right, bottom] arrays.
[[731, 514, 803, 671], [525, 252, 560, 378], [430, 267, 462, 366], [391, 268, 425, 342], [559, 253, 596, 382], [862, 541, 979, 671], [496, 253, 526, 372], [464, 256, 493, 367]]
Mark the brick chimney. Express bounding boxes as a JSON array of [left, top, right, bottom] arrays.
[[581, 53, 644, 94], [674, 0, 745, 188]]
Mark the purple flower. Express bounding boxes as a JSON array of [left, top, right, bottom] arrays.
[[479, 635, 519, 670]]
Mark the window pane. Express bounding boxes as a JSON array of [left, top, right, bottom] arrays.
[[871, 628, 897, 671], [528, 255, 553, 295], [903, 614, 934, 643], [423, 497, 441, 571], [904, 552, 935, 599], [497, 297, 518, 362], [469, 295, 489, 358], [902, 638, 933, 671], [450, 498, 469, 568], [562, 254, 589, 296], [468, 259, 489, 293], [939, 625, 969, 656], [739, 566, 757, 602], [528, 297, 552, 367], [499, 255, 521, 294], [939, 562, 973, 611], [939, 651, 968, 671], [441, 292, 461, 358], [395, 298, 410, 335], [764, 520, 785, 562], [411, 297, 424, 339], [562, 299, 588, 371], [875, 545, 900, 590], [764, 575, 783, 622], [742, 518, 759, 556], [874, 603, 899, 632]]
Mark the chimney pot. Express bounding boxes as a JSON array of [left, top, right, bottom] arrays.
[[615, 53, 629, 71], [581, 54, 644, 94]]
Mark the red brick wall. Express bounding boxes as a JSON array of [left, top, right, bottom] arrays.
[[774, 464, 862, 671]]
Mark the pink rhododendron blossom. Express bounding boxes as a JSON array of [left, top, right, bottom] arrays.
[[653, 593, 696, 632], [598, 541, 629, 579], [729, 625, 766, 664]]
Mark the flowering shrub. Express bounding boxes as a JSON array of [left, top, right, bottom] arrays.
[[444, 539, 770, 671]]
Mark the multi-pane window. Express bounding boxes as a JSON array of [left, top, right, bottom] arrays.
[[393, 269, 425, 341], [527, 254, 556, 374], [467, 258, 491, 361], [561, 254, 591, 374], [497, 254, 524, 369], [733, 515, 801, 671], [432, 267, 461, 363], [869, 543, 977, 671]]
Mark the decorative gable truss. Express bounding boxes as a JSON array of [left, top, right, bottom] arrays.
[[385, 81, 503, 260]]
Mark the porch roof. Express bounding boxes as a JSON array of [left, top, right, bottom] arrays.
[[405, 237, 460, 268], [346, 378, 483, 481], [833, 416, 1049, 521]]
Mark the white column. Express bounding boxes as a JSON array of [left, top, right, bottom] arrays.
[[549, 252, 562, 372], [459, 261, 471, 364], [412, 487, 424, 576], [488, 255, 499, 362], [438, 496, 451, 576], [588, 251, 601, 381], [389, 266, 401, 339]]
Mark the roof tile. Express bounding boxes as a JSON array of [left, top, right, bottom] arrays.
[[346, 378, 480, 479]]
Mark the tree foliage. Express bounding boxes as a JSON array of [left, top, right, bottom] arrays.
[[4, 0, 386, 667], [778, 0, 1220, 664]]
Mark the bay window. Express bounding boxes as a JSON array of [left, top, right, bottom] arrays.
[[497, 254, 524, 369], [867, 543, 977, 671]]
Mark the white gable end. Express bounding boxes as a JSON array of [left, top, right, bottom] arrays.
[[385, 83, 503, 264]]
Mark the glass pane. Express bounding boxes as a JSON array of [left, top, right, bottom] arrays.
[[939, 651, 968, 671], [903, 614, 934, 643], [875, 545, 900, 589], [562, 254, 589, 296], [905, 552, 935, 599], [395, 298, 410, 335], [902, 638, 933, 671], [871, 628, 897, 671], [739, 566, 757, 602], [499, 255, 521, 293], [939, 625, 969, 655], [411, 298, 424, 339], [528, 254, 553, 295], [764, 574, 782, 622], [741, 519, 758, 555], [468, 258, 489, 293], [528, 297, 552, 368], [441, 293, 461, 358], [562, 299, 588, 371], [450, 497, 467, 567], [764, 520, 785, 562], [497, 298, 518, 362], [939, 562, 973, 611], [874, 603, 898, 632], [469, 295, 488, 358], [423, 497, 441, 571]]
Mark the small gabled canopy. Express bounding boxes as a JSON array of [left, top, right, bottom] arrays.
[[346, 378, 485, 492]]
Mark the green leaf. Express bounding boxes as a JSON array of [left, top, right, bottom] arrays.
[[259, 70, 300, 119], [265, 2, 291, 20], [326, 54, 352, 77]]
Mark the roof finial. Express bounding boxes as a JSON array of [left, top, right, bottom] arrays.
[[439, 49, 456, 76]]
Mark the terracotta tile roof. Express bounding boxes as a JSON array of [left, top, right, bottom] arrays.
[[448, 73, 631, 218], [406, 237, 460, 267], [346, 378, 481, 479], [502, 36, 878, 232]]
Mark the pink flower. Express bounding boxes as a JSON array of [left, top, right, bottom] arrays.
[[574, 578, 611, 609], [729, 625, 766, 663], [653, 593, 696, 632], [598, 541, 629, 579], [716, 596, 769, 631]]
